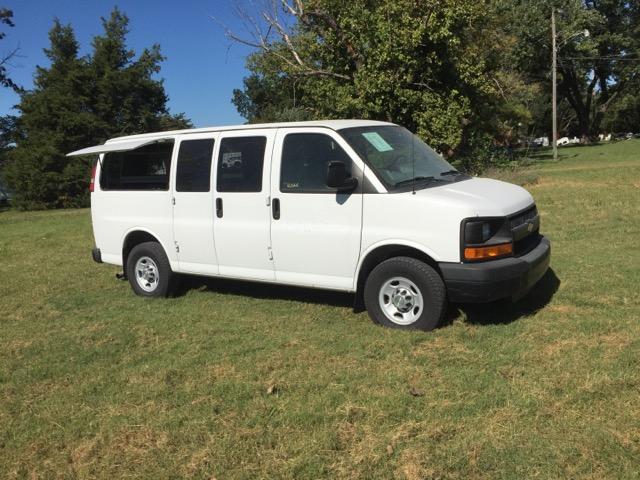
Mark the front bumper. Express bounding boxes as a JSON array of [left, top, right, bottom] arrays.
[[439, 237, 550, 303]]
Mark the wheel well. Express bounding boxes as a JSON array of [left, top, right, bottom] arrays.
[[122, 231, 161, 273], [354, 245, 441, 309]]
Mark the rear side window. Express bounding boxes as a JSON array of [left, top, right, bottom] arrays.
[[100, 141, 174, 191], [280, 133, 353, 193], [176, 138, 215, 192], [216, 136, 266, 192]]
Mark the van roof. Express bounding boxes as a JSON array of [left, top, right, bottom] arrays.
[[105, 119, 395, 144]]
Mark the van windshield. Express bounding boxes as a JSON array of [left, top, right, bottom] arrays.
[[339, 125, 467, 191]]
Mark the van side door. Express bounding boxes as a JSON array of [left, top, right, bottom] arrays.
[[270, 128, 364, 290], [172, 133, 219, 274], [213, 129, 275, 281]]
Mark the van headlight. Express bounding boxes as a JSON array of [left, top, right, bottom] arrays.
[[462, 218, 513, 261]]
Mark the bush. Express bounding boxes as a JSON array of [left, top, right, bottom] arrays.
[[450, 132, 522, 175]]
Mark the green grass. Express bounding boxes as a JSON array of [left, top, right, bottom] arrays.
[[1, 140, 640, 479]]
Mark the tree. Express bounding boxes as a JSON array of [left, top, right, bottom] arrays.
[[0, 114, 17, 190], [228, 0, 509, 152], [0, 7, 20, 92], [494, 0, 640, 139], [5, 20, 92, 209], [88, 8, 190, 137], [230, 0, 639, 150], [5, 9, 191, 209]]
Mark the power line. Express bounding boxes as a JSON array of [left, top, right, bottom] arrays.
[[562, 56, 640, 61]]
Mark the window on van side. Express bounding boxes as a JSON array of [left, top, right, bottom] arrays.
[[100, 141, 174, 191], [176, 138, 215, 192], [216, 136, 266, 192], [280, 133, 353, 193]]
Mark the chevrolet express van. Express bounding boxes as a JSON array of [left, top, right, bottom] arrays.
[[68, 120, 550, 331]]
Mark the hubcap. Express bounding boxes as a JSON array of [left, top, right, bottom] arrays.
[[135, 256, 159, 292], [378, 277, 424, 325]]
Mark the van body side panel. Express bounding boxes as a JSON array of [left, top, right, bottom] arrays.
[[359, 192, 465, 271], [91, 190, 175, 266], [91, 148, 177, 267]]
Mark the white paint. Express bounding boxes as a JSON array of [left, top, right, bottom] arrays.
[[171, 132, 219, 275], [269, 127, 364, 290], [86, 121, 537, 293], [213, 128, 276, 281]]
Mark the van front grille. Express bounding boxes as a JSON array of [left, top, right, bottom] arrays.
[[509, 205, 540, 256], [510, 205, 538, 230]]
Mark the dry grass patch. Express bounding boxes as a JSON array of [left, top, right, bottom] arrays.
[[1, 141, 639, 478]]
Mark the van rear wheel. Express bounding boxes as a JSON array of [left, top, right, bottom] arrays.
[[126, 242, 174, 298], [364, 257, 446, 331]]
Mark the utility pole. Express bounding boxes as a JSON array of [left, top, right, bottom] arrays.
[[551, 8, 558, 161]]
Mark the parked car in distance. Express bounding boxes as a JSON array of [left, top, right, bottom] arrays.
[[68, 120, 550, 331], [557, 136, 581, 146], [531, 136, 549, 148]]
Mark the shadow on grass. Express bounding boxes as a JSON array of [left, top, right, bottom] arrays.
[[174, 274, 355, 309], [175, 267, 560, 328], [449, 268, 561, 326]]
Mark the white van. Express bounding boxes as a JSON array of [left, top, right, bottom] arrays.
[[68, 120, 550, 330]]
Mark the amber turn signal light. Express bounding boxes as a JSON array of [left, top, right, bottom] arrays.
[[464, 242, 513, 260]]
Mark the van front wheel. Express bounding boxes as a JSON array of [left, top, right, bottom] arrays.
[[126, 242, 174, 298], [364, 257, 446, 331]]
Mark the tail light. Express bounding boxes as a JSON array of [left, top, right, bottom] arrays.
[[89, 163, 97, 192]]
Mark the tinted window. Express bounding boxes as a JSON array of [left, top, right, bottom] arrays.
[[176, 138, 214, 192], [100, 141, 174, 191], [280, 133, 353, 193], [217, 136, 266, 192]]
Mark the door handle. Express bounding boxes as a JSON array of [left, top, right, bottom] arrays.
[[272, 198, 280, 220], [216, 198, 223, 218]]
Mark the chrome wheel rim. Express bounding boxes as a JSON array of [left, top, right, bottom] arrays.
[[378, 277, 424, 325], [135, 256, 159, 292]]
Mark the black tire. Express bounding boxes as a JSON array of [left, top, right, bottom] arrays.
[[126, 241, 175, 298], [364, 256, 446, 331]]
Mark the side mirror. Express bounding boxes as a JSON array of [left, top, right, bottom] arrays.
[[326, 161, 358, 191]]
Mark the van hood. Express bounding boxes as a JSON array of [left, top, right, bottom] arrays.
[[414, 177, 534, 217]]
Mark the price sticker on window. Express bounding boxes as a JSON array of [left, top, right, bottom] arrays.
[[362, 132, 393, 152]]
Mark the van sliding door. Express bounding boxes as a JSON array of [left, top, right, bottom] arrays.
[[212, 129, 276, 281], [172, 133, 219, 274]]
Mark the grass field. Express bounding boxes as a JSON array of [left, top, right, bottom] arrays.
[[1, 140, 639, 479]]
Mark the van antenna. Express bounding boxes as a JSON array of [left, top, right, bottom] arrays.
[[411, 131, 416, 195]]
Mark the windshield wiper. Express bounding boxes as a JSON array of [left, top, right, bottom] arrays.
[[394, 176, 442, 188], [439, 169, 462, 176]]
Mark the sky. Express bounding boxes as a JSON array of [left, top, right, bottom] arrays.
[[0, 0, 257, 127]]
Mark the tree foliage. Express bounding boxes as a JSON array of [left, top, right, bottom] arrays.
[[231, 0, 509, 153], [4, 9, 192, 209], [0, 7, 20, 92], [494, 0, 640, 138], [231, 0, 640, 151]]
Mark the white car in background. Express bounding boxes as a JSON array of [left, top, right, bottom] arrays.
[[557, 136, 581, 146], [68, 120, 550, 331]]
